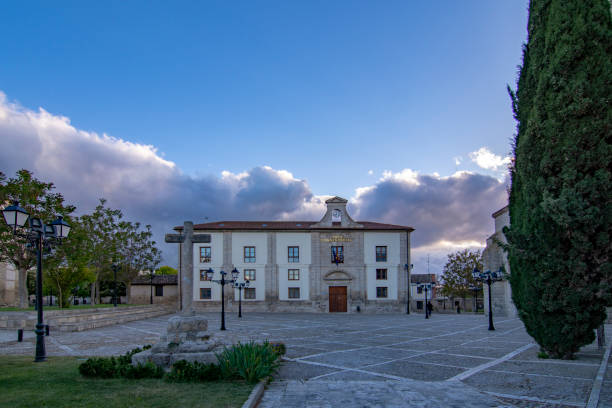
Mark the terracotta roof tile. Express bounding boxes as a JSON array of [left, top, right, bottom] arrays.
[[132, 274, 178, 285], [175, 220, 414, 231], [411, 274, 438, 284]]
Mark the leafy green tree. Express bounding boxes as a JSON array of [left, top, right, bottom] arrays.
[[440, 249, 483, 301], [0, 170, 75, 308], [79, 199, 122, 304], [44, 218, 96, 308], [155, 265, 177, 275], [506, 0, 611, 358], [116, 221, 161, 303]]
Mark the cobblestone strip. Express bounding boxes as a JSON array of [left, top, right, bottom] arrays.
[[448, 343, 535, 381], [47, 336, 77, 355], [118, 324, 163, 335], [586, 338, 611, 408], [485, 391, 585, 408]]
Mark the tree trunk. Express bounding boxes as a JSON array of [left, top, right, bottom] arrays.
[[58, 287, 64, 308], [90, 280, 96, 305], [95, 280, 101, 304], [18, 267, 28, 309]]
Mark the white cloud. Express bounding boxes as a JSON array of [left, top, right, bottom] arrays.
[[454, 156, 462, 166], [368, 170, 373, 175], [352, 168, 507, 250], [380, 169, 420, 186], [469, 147, 511, 171], [0, 91, 508, 272]]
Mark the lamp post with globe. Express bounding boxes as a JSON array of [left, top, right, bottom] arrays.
[[2, 201, 71, 362], [205, 267, 239, 330]]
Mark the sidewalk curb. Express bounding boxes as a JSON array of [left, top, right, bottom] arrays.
[[242, 382, 265, 408]]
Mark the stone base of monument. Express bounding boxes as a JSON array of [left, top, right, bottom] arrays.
[[132, 314, 226, 369]]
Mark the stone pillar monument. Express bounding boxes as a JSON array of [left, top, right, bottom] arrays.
[[166, 221, 210, 313]]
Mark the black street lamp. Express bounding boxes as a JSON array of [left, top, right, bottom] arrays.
[[2, 201, 70, 362], [404, 263, 413, 314], [234, 280, 250, 318], [206, 267, 239, 330], [472, 267, 503, 331], [150, 269, 154, 305], [417, 282, 435, 319]]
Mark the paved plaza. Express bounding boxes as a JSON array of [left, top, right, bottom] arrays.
[[0, 312, 610, 407]]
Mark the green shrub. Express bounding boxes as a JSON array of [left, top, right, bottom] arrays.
[[216, 341, 280, 384], [125, 362, 165, 379], [78, 357, 118, 378], [166, 360, 221, 382], [270, 342, 286, 356], [78, 344, 155, 379], [537, 351, 550, 359]]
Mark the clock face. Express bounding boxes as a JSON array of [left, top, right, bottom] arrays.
[[332, 209, 342, 221]]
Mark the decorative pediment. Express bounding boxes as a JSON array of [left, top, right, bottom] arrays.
[[325, 196, 348, 204], [311, 196, 363, 229], [323, 270, 352, 281]]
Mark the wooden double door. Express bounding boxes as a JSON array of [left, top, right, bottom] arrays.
[[329, 286, 347, 312]]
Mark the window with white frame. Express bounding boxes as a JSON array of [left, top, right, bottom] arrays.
[[288, 287, 300, 299], [376, 287, 388, 298], [244, 269, 256, 281], [288, 246, 299, 263], [200, 247, 211, 263], [331, 246, 344, 264], [244, 288, 256, 299], [376, 268, 387, 280], [288, 269, 300, 280], [200, 288, 211, 299], [375, 246, 387, 262], [244, 246, 256, 263]]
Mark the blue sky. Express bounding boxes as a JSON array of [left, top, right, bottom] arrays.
[[0, 1, 529, 272]]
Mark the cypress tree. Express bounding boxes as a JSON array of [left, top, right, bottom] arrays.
[[506, 0, 611, 359]]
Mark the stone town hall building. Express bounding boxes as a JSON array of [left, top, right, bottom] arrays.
[[167, 197, 414, 313]]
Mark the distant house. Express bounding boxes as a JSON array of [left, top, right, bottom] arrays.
[[410, 273, 438, 311], [130, 274, 178, 306]]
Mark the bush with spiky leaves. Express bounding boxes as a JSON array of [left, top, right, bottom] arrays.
[[506, 0, 611, 359]]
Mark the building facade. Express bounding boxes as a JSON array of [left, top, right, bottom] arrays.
[[482, 206, 518, 318], [409, 273, 438, 312], [167, 197, 414, 313]]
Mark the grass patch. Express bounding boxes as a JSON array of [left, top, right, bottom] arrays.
[[0, 356, 253, 408], [0, 304, 137, 312]]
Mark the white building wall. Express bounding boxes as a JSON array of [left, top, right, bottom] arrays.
[[193, 232, 224, 302], [232, 233, 267, 301], [364, 232, 400, 300], [276, 233, 311, 301], [494, 210, 510, 236]]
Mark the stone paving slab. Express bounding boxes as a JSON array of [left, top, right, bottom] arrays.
[[258, 380, 513, 408], [463, 369, 594, 406], [367, 360, 465, 381], [0, 312, 610, 407]]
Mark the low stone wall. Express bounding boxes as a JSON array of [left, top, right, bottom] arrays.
[[0, 305, 174, 331]]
